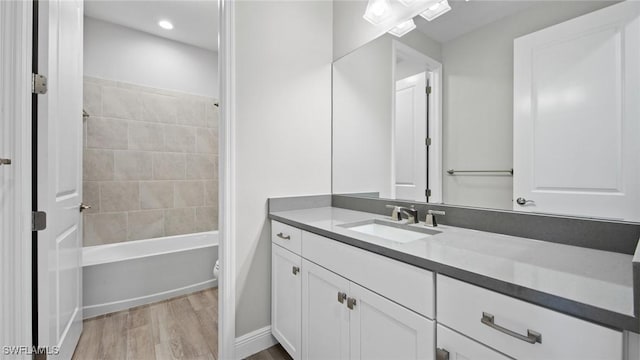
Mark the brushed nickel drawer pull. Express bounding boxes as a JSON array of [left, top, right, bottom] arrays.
[[276, 232, 291, 240], [481, 312, 542, 344], [337, 292, 347, 304]]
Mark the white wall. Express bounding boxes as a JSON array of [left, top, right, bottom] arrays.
[[333, 36, 393, 197], [234, 0, 333, 337], [441, 1, 615, 210], [84, 17, 218, 98]]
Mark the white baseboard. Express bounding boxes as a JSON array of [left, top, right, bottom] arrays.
[[235, 326, 278, 359], [83, 279, 217, 319]]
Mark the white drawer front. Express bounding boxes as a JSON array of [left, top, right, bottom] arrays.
[[437, 324, 510, 360], [437, 275, 623, 360], [302, 231, 434, 319], [272, 221, 302, 254]]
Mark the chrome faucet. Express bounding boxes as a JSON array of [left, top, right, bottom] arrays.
[[385, 205, 419, 224], [425, 209, 445, 227]]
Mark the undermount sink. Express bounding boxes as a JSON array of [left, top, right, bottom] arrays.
[[339, 219, 441, 244]]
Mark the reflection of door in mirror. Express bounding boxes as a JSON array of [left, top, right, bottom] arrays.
[[394, 72, 427, 202], [393, 41, 443, 203], [514, 1, 640, 222]]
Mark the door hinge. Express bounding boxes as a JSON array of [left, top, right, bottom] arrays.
[[436, 348, 450, 360], [32, 73, 48, 95], [425, 137, 432, 146], [32, 211, 47, 231], [425, 189, 432, 197], [426, 86, 432, 95]]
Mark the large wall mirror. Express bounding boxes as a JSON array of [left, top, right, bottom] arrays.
[[332, 0, 640, 222]]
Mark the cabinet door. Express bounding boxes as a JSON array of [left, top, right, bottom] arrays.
[[349, 282, 435, 360], [436, 324, 510, 360], [302, 259, 350, 360], [272, 244, 302, 359]]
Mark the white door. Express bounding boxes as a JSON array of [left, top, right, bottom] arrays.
[[394, 72, 427, 202], [436, 324, 510, 360], [272, 244, 302, 360], [302, 259, 350, 360], [513, 1, 640, 221], [349, 282, 434, 360], [37, 0, 84, 358]]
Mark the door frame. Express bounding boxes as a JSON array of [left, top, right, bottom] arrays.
[[218, 0, 237, 358], [0, 0, 34, 357], [391, 41, 443, 203]]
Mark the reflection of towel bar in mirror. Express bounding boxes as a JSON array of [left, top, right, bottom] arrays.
[[447, 169, 513, 175]]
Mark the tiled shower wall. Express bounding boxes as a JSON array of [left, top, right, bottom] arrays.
[[82, 76, 218, 246]]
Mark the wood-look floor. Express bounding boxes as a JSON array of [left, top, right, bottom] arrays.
[[72, 288, 290, 360]]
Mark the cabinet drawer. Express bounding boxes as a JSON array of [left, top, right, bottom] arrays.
[[272, 221, 302, 254], [437, 324, 510, 360], [437, 275, 623, 360], [302, 231, 434, 319]]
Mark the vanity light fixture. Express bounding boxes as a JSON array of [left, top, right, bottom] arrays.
[[363, 0, 393, 25], [419, 0, 451, 21], [388, 18, 416, 37], [158, 20, 174, 30]]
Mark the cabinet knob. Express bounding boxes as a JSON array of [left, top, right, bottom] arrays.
[[516, 197, 534, 206], [0, 158, 11, 166], [337, 292, 347, 304], [292, 266, 300, 275], [347, 297, 357, 310]]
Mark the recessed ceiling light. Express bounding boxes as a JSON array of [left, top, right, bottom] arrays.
[[363, 0, 392, 25], [158, 20, 174, 30], [420, 0, 451, 21], [388, 18, 416, 37]]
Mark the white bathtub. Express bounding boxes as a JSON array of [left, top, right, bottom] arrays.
[[82, 231, 218, 318]]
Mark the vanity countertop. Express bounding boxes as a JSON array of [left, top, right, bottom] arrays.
[[269, 206, 638, 332]]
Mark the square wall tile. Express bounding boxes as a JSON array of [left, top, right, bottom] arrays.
[[128, 210, 164, 241], [142, 93, 177, 123], [129, 122, 165, 151], [114, 151, 153, 180], [153, 153, 186, 180], [174, 181, 205, 207], [203, 180, 218, 207], [101, 182, 140, 212], [186, 154, 217, 180], [177, 98, 206, 127], [165, 208, 196, 236], [164, 125, 196, 153], [140, 181, 173, 209], [196, 128, 218, 154], [83, 81, 102, 117], [103, 86, 142, 120], [196, 206, 218, 232], [87, 117, 128, 150], [82, 181, 100, 213], [84, 149, 114, 181], [83, 212, 127, 246]]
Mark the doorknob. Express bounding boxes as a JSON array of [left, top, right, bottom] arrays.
[[0, 158, 11, 165], [516, 197, 534, 206], [79, 203, 92, 212]]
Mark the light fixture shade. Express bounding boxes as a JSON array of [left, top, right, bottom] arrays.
[[398, 0, 418, 6], [388, 19, 416, 37], [419, 0, 451, 21], [363, 0, 392, 25]]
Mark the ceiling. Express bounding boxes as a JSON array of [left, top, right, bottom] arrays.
[[414, 0, 539, 43], [84, 0, 219, 51]]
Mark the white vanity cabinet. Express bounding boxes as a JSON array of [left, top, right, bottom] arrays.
[[271, 244, 302, 359], [272, 221, 436, 360], [271, 220, 628, 360], [301, 258, 435, 360]]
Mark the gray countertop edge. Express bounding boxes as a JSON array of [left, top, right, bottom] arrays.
[[269, 212, 640, 333]]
